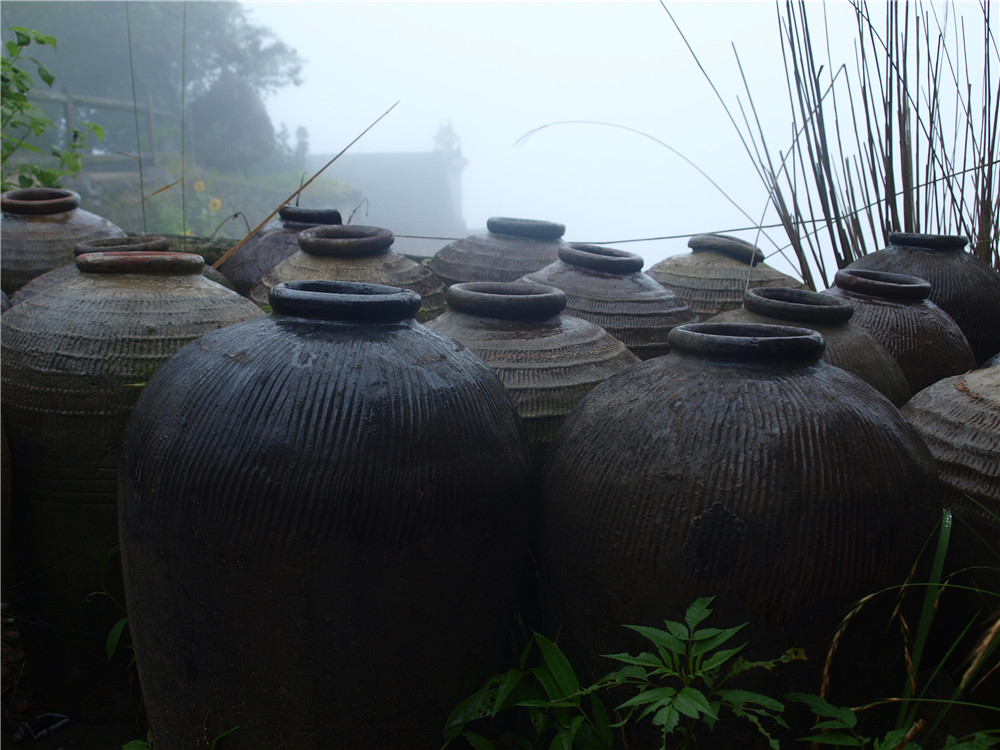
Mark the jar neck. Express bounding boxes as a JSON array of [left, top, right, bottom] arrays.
[[76, 251, 204, 275], [833, 269, 931, 302], [743, 287, 854, 325], [887, 232, 969, 253], [2, 188, 81, 216], [268, 280, 421, 322], [668, 322, 826, 365], [560, 243, 644, 274], [486, 216, 566, 241], [446, 281, 567, 320], [297, 225, 394, 257], [279, 205, 343, 228], [688, 233, 764, 266], [75, 235, 171, 256]]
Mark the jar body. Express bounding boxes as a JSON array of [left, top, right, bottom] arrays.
[[118, 281, 532, 749]]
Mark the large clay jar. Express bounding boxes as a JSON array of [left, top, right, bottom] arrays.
[[0, 251, 264, 720], [846, 233, 1000, 365], [427, 216, 568, 286], [646, 233, 805, 317], [250, 224, 447, 321], [10, 235, 234, 305], [538, 323, 940, 724], [708, 287, 911, 406], [118, 280, 532, 750], [425, 281, 640, 465], [822, 269, 976, 394], [1, 188, 126, 295], [522, 243, 698, 360], [216, 204, 344, 296]]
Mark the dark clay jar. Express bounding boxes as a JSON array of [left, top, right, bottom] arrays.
[[249, 224, 447, 321], [646, 233, 805, 317], [522, 243, 698, 359], [10, 235, 234, 305], [426, 281, 640, 463], [0, 252, 263, 720], [823, 269, 976, 394], [538, 323, 939, 718], [846, 233, 1000, 365], [1, 188, 126, 295], [216, 204, 344, 295], [709, 287, 911, 406], [118, 280, 532, 750], [427, 216, 568, 286]]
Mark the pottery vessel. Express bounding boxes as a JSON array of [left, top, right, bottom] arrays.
[[0, 251, 263, 719], [250, 224, 447, 321], [822, 269, 976, 394], [1, 188, 126, 295], [118, 280, 532, 750], [522, 243, 698, 359], [646, 233, 805, 317], [846, 233, 1000, 365]]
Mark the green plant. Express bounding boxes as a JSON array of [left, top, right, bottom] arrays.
[[1, 26, 103, 190]]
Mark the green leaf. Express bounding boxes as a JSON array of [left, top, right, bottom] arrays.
[[461, 731, 496, 750], [651, 705, 681, 733], [493, 667, 524, 713], [718, 688, 784, 713], [121, 742, 152, 750], [684, 596, 715, 631], [106, 617, 128, 661], [798, 734, 867, 747], [673, 686, 716, 721], [616, 685, 677, 711], [787, 692, 856, 726], [13, 29, 30, 48], [534, 633, 580, 700], [699, 644, 746, 672], [35, 61, 53, 87], [589, 693, 613, 746], [623, 624, 686, 654], [603, 651, 662, 669], [208, 726, 240, 749]]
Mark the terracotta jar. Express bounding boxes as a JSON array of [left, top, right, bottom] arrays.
[[1, 187, 126, 295], [822, 269, 976, 394], [250, 224, 447, 321], [709, 287, 911, 406], [216, 204, 344, 296], [538, 322, 939, 711], [118, 280, 532, 750], [846, 233, 1000, 365], [522, 243, 698, 360], [427, 216, 568, 286], [10, 235, 234, 305], [426, 281, 640, 464], [0, 251, 264, 720], [646, 233, 805, 317]]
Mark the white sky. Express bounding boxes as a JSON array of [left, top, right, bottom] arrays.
[[242, 1, 987, 278]]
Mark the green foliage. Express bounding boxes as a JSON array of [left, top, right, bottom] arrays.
[[122, 731, 153, 750], [1, 25, 103, 190]]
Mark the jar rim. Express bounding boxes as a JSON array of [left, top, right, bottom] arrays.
[[833, 268, 931, 301], [76, 251, 205, 275], [297, 224, 395, 256], [446, 281, 567, 320], [668, 322, 826, 364], [268, 279, 421, 322], [2, 187, 81, 216], [559, 243, 645, 274], [744, 287, 854, 324]]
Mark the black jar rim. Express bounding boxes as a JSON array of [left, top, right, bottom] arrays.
[[297, 225, 395, 257], [744, 287, 854, 325], [2, 187, 81, 216], [76, 251, 205, 275], [833, 268, 931, 301], [446, 281, 567, 320], [486, 216, 566, 240], [278, 205, 343, 227], [887, 232, 969, 252], [74, 235, 171, 256], [269, 279, 422, 322], [560, 243, 644, 274], [688, 233, 765, 266], [668, 322, 825, 364]]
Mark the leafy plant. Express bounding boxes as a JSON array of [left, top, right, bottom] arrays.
[[1, 25, 103, 190]]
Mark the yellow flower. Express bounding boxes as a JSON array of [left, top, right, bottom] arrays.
[[193, 180, 206, 192], [209, 197, 222, 212]]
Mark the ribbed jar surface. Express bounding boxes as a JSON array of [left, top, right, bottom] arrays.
[[523, 243, 698, 359], [538, 322, 939, 700], [1, 188, 126, 295], [427, 216, 568, 286], [846, 233, 1000, 365], [646, 233, 805, 317], [118, 280, 532, 750], [709, 287, 912, 406], [250, 224, 446, 321], [216, 205, 344, 295], [0, 251, 264, 720], [426, 281, 640, 462], [823, 269, 976, 393]]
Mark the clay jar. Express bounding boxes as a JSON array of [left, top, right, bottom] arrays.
[[250, 224, 447, 321], [216, 204, 344, 296], [0, 251, 264, 720], [426, 281, 640, 464], [1, 187, 126, 295], [427, 216, 568, 286], [117, 280, 532, 750], [822, 269, 976, 394], [646, 233, 805, 317], [709, 287, 911, 406], [538, 323, 939, 709], [522, 243, 698, 360], [846, 233, 1000, 364]]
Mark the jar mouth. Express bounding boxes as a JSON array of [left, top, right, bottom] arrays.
[[668, 322, 826, 363], [2, 187, 81, 216], [297, 224, 395, 256], [486, 216, 566, 240], [76, 251, 205, 275], [560, 243, 644, 274], [688, 233, 764, 266], [446, 281, 567, 319], [888, 232, 969, 252], [268, 280, 422, 322], [278, 205, 343, 227], [74, 235, 171, 256], [833, 268, 931, 301], [744, 287, 854, 324]]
